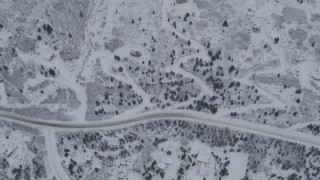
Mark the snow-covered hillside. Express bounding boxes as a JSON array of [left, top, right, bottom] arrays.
[[0, 0, 320, 179], [1, 0, 320, 130], [1, 0, 320, 125]]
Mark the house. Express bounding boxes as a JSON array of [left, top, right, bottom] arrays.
[[161, 156, 174, 165], [310, 67, 320, 81], [251, 22, 261, 33], [108, 139, 119, 147], [93, 161, 102, 170], [156, 155, 174, 170], [196, 153, 212, 176], [197, 154, 209, 164], [118, 172, 125, 180], [157, 162, 167, 170], [199, 163, 209, 176], [130, 50, 141, 57], [43, 52, 54, 61], [118, 167, 127, 180], [83, 154, 92, 166], [176, 0, 187, 4], [14, 154, 23, 164], [3, 144, 18, 157]]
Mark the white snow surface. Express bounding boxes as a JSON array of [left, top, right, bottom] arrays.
[[1, 0, 320, 179]]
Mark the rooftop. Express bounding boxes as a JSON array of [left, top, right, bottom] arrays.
[[197, 154, 209, 164]]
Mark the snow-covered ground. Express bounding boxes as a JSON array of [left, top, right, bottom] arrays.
[[1, 0, 319, 127], [0, 120, 48, 179], [53, 120, 320, 180], [1, 0, 320, 179]]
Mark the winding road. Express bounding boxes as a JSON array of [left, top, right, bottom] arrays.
[[1, 110, 320, 148]]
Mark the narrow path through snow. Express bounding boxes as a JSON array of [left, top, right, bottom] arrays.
[[44, 128, 69, 180]]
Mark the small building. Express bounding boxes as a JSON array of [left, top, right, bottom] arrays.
[[156, 155, 174, 170], [3, 144, 18, 157], [118, 172, 125, 180], [199, 163, 209, 176], [93, 162, 102, 170], [176, 0, 187, 4], [157, 162, 167, 170], [130, 50, 141, 57], [251, 22, 261, 33], [310, 67, 320, 81], [118, 167, 127, 180], [83, 154, 92, 166], [161, 156, 174, 165], [197, 154, 209, 164], [14, 154, 23, 164], [43, 52, 54, 61], [108, 139, 119, 147], [196, 153, 211, 176]]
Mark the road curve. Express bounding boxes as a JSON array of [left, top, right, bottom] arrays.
[[0, 110, 320, 148]]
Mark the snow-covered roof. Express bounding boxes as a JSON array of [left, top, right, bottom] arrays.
[[161, 156, 174, 165], [14, 155, 23, 164], [310, 70, 320, 81], [197, 154, 209, 163], [157, 162, 167, 170], [42, 52, 54, 60], [83, 154, 92, 165], [251, 22, 261, 32], [130, 50, 141, 57], [108, 139, 119, 146], [199, 163, 209, 176], [3, 144, 18, 157], [176, 0, 187, 4], [118, 172, 125, 179], [85, 154, 91, 160], [93, 162, 102, 170], [118, 167, 127, 179]]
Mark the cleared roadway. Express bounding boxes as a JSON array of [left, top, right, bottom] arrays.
[[0, 110, 319, 148]]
